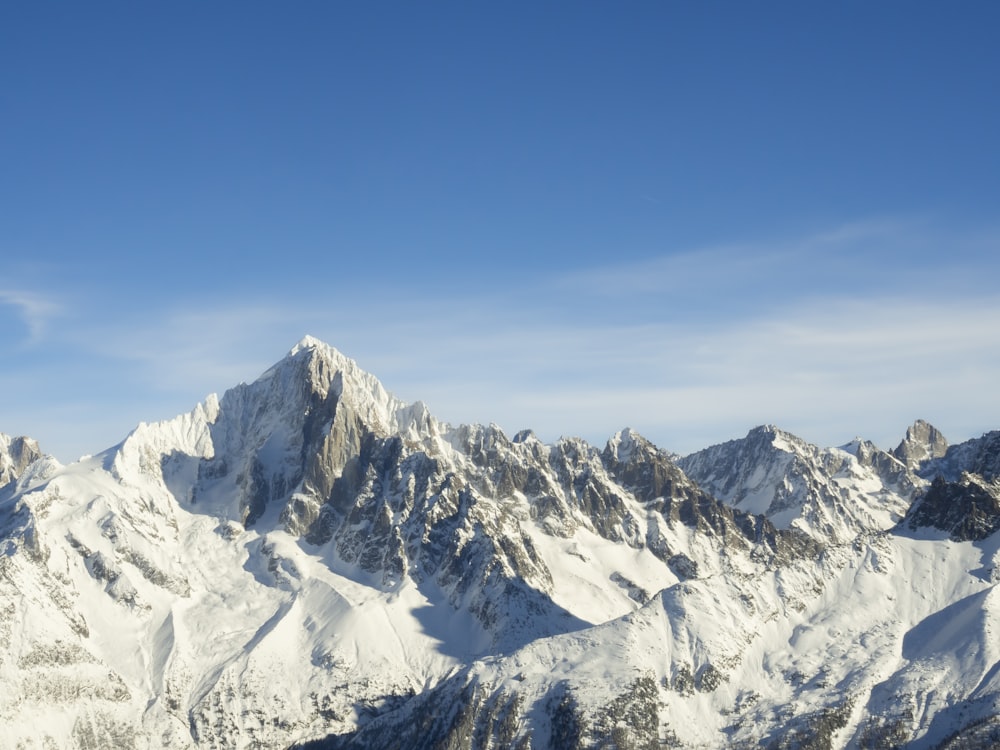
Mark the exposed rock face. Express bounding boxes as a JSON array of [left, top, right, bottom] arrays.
[[904, 428, 1000, 541], [907, 474, 1000, 542], [934, 430, 1000, 482], [602, 428, 699, 506], [5, 338, 1000, 750], [0, 434, 42, 488], [604, 428, 820, 567], [298, 672, 669, 750], [678, 425, 917, 544], [893, 419, 950, 470]]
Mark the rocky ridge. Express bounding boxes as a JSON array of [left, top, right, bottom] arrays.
[[0, 433, 42, 489], [677, 424, 918, 545], [1, 338, 999, 749]]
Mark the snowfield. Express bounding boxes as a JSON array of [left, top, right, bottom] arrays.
[[2, 337, 999, 749]]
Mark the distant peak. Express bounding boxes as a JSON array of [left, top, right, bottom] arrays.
[[744, 424, 812, 455], [894, 419, 948, 469], [284, 336, 358, 374], [290, 334, 331, 356], [604, 427, 654, 464], [904, 419, 944, 440], [606, 427, 634, 446], [0, 433, 45, 486], [613, 426, 641, 444], [747, 424, 782, 439]]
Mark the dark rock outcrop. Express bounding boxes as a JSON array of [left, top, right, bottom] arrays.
[[907, 474, 1000, 542]]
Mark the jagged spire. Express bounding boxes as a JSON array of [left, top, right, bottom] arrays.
[[893, 419, 949, 469], [0, 433, 43, 487]]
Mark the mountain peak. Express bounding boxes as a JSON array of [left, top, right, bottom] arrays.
[[679, 423, 916, 542], [259, 337, 390, 412], [289, 333, 328, 354], [6, 340, 1000, 749], [893, 419, 949, 469], [746, 423, 783, 441], [0, 433, 43, 487], [744, 423, 806, 453], [605, 427, 648, 463], [285, 335, 357, 383], [107, 338, 423, 530]]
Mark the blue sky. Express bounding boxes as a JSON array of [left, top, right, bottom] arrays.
[[2, 2, 999, 462]]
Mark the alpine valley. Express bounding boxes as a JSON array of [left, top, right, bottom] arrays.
[[3, 337, 1000, 750]]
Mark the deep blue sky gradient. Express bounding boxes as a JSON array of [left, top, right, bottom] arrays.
[[2, 2, 999, 460]]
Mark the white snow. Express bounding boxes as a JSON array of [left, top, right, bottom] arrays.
[[2, 339, 998, 749]]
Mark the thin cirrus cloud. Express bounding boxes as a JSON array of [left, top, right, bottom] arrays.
[[262, 291, 994, 452], [5, 220, 999, 462], [9, 292, 1000, 462], [381, 296, 1000, 453], [552, 218, 987, 310], [79, 305, 313, 392], [0, 289, 62, 344]]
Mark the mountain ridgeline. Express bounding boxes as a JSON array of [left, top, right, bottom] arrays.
[[2, 337, 999, 749]]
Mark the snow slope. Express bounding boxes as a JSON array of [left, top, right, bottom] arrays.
[[2, 337, 1000, 749]]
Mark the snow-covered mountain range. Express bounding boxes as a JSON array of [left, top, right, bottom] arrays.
[[3, 336, 999, 749]]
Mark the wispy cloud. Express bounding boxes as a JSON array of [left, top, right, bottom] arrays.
[[0, 289, 61, 344], [552, 217, 975, 305], [81, 305, 308, 392], [8, 219, 1000, 462], [376, 294, 1000, 451]]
